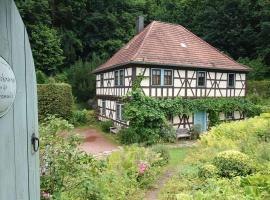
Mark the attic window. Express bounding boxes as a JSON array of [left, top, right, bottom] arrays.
[[180, 43, 187, 48]]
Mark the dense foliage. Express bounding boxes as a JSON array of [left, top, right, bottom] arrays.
[[15, 0, 270, 79], [248, 80, 270, 99], [159, 113, 270, 199], [66, 59, 102, 102], [121, 87, 261, 145], [39, 116, 168, 200], [38, 83, 73, 120]]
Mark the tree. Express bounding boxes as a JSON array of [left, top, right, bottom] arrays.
[[66, 57, 103, 102], [30, 24, 64, 75]]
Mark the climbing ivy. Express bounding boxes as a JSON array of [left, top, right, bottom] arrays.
[[120, 79, 262, 145]]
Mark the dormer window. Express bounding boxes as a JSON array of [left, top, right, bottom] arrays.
[[228, 73, 235, 88], [197, 71, 206, 87]]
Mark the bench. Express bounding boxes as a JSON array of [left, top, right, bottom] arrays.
[[176, 128, 191, 139], [110, 126, 121, 134]]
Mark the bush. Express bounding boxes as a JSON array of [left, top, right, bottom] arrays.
[[36, 70, 48, 84], [160, 123, 176, 143], [38, 83, 73, 121], [119, 127, 140, 144], [151, 145, 170, 166], [100, 120, 114, 132], [213, 150, 254, 178], [70, 109, 88, 126], [198, 164, 218, 178]]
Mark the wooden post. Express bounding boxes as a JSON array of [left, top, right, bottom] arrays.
[[0, 0, 40, 199]]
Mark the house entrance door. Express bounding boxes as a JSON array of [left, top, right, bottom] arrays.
[[194, 111, 207, 132]]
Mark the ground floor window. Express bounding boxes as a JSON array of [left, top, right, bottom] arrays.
[[102, 100, 106, 116], [225, 111, 234, 120], [116, 103, 123, 120]]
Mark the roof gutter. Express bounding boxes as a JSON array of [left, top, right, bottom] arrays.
[[93, 61, 251, 74]]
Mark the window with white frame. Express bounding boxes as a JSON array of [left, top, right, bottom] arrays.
[[152, 69, 161, 85], [197, 71, 206, 87], [151, 68, 173, 86], [228, 73, 235, 88], [100, 74, 104, 87], [116, 103, 123, 120], [102, 100, 106, 116], [114, 69, 124, 86], [114, 71, 119, 86], [164, 69, 173, 85]]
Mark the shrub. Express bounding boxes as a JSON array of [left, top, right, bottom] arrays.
[[160, 123, 177, 143], [70, 109, 88, 126], [151, 145, 170, 166], [190, 124, 202, 139], [198, 164, 218, 178], [38, 83, 74, 121], [100, 120, 113, 132], [119, 127, 140, 144], [213, 150, 254, 178], [36, 70, 48, 84]]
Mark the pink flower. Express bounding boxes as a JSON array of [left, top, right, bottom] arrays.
[[42, 191, 51, 199], [138, 161, 148, 175]]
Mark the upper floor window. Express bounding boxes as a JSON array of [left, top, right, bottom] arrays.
[[116, 103, 123, 120], [197, 71, 206, 87], [102, 100, 106, 116], [100, 74, 104, 87], [114, 69, 124, 86], [164, 70, 173, 85], [228, 73, 235, 88], [151, 68, 173, 86], [152, 69, 161, 85]]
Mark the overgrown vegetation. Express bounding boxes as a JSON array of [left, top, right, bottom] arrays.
[[39, 116, 169, 200], [159, 113, 270, 199], [120, 86, 261, 145]]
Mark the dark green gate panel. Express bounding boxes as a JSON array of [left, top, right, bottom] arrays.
[[0, 0, 40, 199]]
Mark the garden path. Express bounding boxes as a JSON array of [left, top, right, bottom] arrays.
[[144, 169, 175, 200], [75, 127, 120, 156]]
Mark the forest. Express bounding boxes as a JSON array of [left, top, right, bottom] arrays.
[[15, 0, 270, 102]]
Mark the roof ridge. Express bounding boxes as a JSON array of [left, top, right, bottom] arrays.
[[131, 21, 155, 61]]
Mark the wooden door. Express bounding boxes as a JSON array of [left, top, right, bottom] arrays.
[[0, 1, 40, 199], [194, 111, 207, 132]]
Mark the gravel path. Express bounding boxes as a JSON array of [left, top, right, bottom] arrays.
[[75, 128, 120, 156]]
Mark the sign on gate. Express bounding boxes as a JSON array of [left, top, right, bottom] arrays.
[[0, 56, 16, 117]]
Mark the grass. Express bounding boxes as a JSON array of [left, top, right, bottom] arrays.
[[168, 147, 190, 167]]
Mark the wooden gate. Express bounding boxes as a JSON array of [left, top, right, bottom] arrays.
[[0, 0, 40, 199]]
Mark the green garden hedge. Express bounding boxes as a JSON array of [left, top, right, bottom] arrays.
[[247, 80, 270, 98], [38, 83, 73, 120]]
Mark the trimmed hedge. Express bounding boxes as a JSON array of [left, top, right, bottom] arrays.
[[247, 80, 270, 98], [38, 83, 73, 120]]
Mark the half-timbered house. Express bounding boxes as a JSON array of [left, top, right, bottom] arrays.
[[93, 18, 250, 131]]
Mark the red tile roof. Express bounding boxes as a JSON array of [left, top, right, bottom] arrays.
[[94, 21, 250, 73]]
